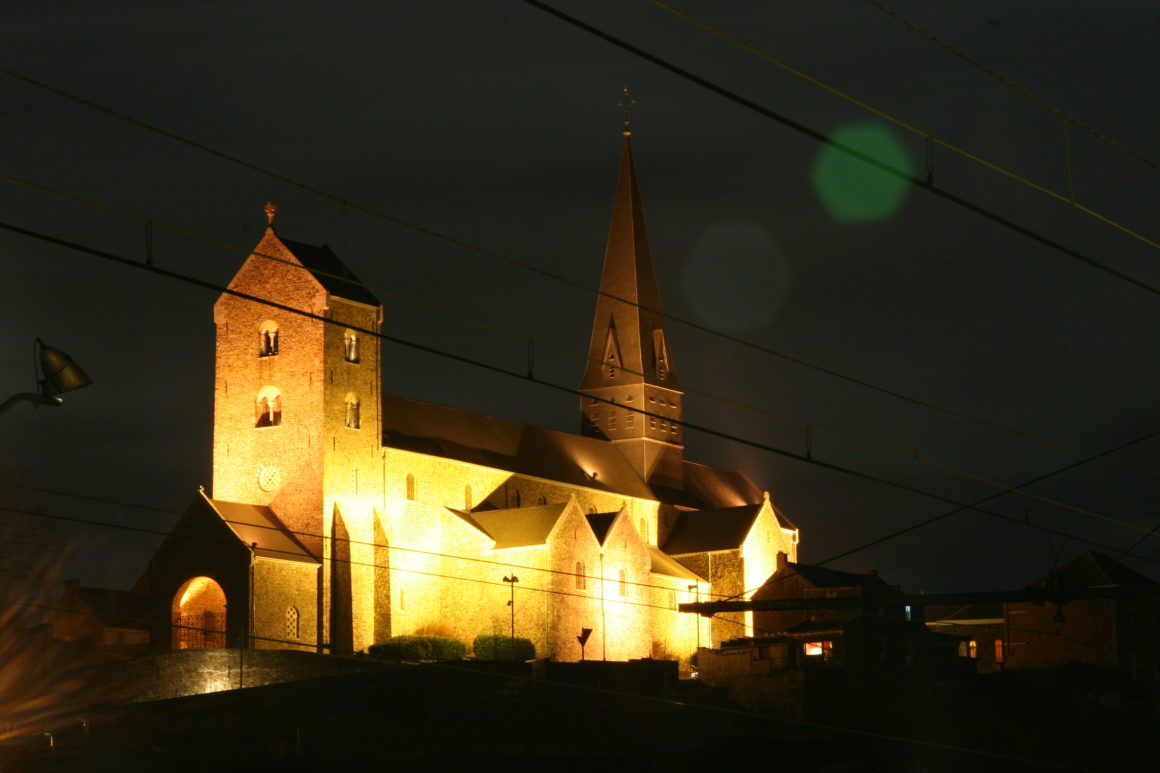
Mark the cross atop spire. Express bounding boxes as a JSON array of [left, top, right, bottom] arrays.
[[618, 85, 635, 136]]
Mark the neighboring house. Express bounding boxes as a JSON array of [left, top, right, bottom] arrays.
[[925, 552, 1160, 682], [137, 132, 800, 665], [46, 580, 151, 656]]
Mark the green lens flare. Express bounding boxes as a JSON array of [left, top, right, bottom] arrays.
[[811, 123, 913, 223]]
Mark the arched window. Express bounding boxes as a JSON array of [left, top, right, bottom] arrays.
[[405, 474, 416, 501], [587, 506, 597, 515], [512, 490, 521, 508], [285, 606, 300, 640], [618, 569, 627, 597], [575, 562, 585, 590], [344, 394, 360, 429], [256, 387, 282, 427], [464, 484, 473, 510], [536, 495, 547, 506], [343, 330, 359, 363], [259, 320, 279, 357]]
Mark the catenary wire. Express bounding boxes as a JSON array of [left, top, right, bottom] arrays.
[[642, 0, 1160, 245], [5, 217, 1158, 546], [8, 168, 1160, 510], [522, 0, 1160, 261], [3, 57, 1160, 466], [858, 0, 1160, 173]]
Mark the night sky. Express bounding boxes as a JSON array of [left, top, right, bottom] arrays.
[[3, 1, 1158, 598]]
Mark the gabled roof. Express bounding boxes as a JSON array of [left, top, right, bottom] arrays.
[[585, 512, 618, 545], [381, 392, 761, 509], [204, 495, 319, 563], [279, 237, 379, 307], [787, 562, 895, 592], [459, 504, 568, 550], [648, 546, 704, 581], [661, 504, 764, 555], [1022, 551, 1157, 591]]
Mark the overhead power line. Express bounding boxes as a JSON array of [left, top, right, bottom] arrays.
[[858, 0, 1160, 173], [8, 171, 1160, 521], [521, 0, 1160, 273], [4, 64, 1159, 486], [642, 0, 1160, 244], [5, 219, 1160, 562]]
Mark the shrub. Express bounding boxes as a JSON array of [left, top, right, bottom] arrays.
[[367, 635, 467, 661], [473, 634, 536, 661]]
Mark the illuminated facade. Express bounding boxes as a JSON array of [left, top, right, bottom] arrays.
[[144, 134, 799, 665]]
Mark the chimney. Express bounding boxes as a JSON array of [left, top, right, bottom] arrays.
[[776, 551, 788, 571]]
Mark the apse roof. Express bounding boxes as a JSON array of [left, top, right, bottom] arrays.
[[206, 496, 319, 563], [381, 392, 762, 510], [280, 237, 380, 307]]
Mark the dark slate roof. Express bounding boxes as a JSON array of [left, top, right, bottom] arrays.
[[787, 562, 896, 591], [207, 496, 319, 563], [381, 392, 762, 509], [585, 512, 618, 545], [456, 504, 567, 549], [1022, 551, 1157, 591], [661, 504, 765, 555], [280, 237, 380, 307]]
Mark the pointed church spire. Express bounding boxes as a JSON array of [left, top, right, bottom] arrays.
[[580, 119, 685, 487]]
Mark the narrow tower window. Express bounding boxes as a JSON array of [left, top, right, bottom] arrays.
[[344, 330, 359, 363], [575, 562, 586, 590], [344, 394, 360, 429], [618, 569, 627, 597], [256, 387, 282, 427], [512, 490, 521, 508], [285, 606, 300, 640], [405, 474, 416, 501], [259, 321, 280, 357]]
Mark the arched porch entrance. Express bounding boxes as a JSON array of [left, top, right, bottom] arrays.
[[172, 576, 227, 649]]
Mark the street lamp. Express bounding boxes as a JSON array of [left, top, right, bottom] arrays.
[[1, 339, 93, 416], [503, 575, 519, 661]]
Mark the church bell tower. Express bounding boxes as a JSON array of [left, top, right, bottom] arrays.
[[580, 128, 685, 488]]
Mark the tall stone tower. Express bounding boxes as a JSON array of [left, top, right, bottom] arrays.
[[580, 133, 685, 489], [211, 203, 383, 651]]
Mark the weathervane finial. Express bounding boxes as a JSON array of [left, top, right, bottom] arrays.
[[264, 201, 278, 229], [618, 85, 635, 136]]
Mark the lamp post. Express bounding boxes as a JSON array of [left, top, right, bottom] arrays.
[[503, 575, 519, 661], [1, 339, 93, 416]]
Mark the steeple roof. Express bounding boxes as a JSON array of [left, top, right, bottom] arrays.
[[581, 134, 677, 391]]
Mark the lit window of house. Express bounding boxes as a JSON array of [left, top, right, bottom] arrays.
[[803, 641, 832, 658], [994, 639, 1004, 663]]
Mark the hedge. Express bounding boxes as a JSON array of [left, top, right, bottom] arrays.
[[367, 635, 467, 661], [473, 634, 536, 661]]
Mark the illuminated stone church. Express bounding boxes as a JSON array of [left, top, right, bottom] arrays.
[[143, 132, 799, 664]]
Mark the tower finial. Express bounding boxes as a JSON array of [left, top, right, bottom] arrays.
[[264, 201, 278, 229], [618, 85, 635, 136]]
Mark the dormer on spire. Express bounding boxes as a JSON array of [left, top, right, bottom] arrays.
[[579, 128, 684, 488]]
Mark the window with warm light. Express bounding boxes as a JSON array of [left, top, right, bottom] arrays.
[[803, 641, 832, 657], [343, 330, 359, 363], [994, 639, 1004, 663], [256, 387, 282, 427], [968, 639, 978, 658], [259, 320, 279, 357], [344, 394, 360, 429]]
